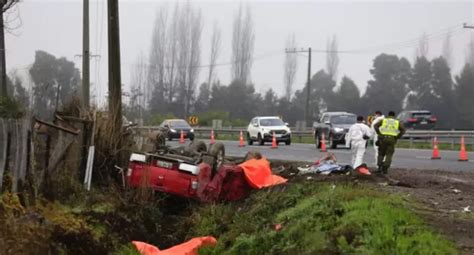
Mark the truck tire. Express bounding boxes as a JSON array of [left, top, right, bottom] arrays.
[[258, 133, 264, 146], [329, 134, 337, 149], [189, 140, 207, 153], [208, 142, 225, 170], [315, 133, 321, 148]]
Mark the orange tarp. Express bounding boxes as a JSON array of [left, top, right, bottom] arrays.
[[238, 158, 287, 189], [132, 236, 217, 255]]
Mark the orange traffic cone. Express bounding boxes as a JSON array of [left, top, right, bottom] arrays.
[[320, 133, 327, 152], [210, 129, 216, 145], [271, 132, 278, 149], [459, 135, 468, 162], [239, 130, 245, 147], [356, 164, 371, 175], [179, 130, 185, 144], [431, 136, 441, 159]]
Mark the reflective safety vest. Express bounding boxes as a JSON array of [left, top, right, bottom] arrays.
[[379, 118, 400, 136]]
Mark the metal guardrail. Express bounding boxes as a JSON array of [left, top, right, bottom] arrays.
[[134, 126, 474, 147]]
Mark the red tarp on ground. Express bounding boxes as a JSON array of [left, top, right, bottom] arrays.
[[132, 236, 217, 255], [238, 158, 287, 189]]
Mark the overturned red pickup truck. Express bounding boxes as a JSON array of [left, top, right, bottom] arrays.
[[127, 141, 287, 202]]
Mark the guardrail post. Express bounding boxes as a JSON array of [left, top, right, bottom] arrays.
[[451, 137, 455, 150], [409, 137, 413, 149]]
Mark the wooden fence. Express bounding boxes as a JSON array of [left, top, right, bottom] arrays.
[[0, 117, 33, 192]]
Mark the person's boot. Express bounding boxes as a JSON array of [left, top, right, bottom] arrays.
[[382, 166, 388, 175], [375, 165, 383, 176]]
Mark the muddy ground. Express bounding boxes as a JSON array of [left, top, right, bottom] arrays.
[[271, 161, 474, 254]]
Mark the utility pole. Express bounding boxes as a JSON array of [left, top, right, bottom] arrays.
[[82, 0, 90, 110], [0, 8, 7, 98], [108, 0, 122, 135], [286, 47, 312, 127]]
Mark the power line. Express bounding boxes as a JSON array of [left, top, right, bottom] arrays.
[[345, 23, 465, 53], [464, 23, 474, 29]]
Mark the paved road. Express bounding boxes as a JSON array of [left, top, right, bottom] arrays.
[[167, 140, 474, 171]]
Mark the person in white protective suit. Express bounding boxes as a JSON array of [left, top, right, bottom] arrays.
[[346, 116, 372, 170], [370, 111, 385, 165]]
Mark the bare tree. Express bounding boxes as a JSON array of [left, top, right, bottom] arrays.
[[130, 52, 147, 120], [326, 34, 339, 82], [231, 3, 255, 84], [185, 8, 202, 117], [207, 21, 221, 87], [175, 2, 202, 117], [147, 6, 168, 108], [283, 33, 297, 101], [165, 4, 179, 104], [442, 31, 452, 67], [416, 32, 429, 59], [0, 0, 20, 98]]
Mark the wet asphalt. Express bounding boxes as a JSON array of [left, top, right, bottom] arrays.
[[166, 140, 474, 171]]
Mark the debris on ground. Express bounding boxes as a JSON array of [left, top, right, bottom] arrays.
[[296, 153, 352, 175], [463, 206, 471, 213]]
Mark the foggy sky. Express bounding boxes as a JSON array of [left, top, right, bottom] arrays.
[[6, 0, 474, 107]]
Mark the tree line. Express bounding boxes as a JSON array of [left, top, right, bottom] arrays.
[[1, 2, 473, 130], [126, 1, 473, 129]]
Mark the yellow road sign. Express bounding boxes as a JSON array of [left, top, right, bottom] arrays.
[[188, 116, 199, 126]]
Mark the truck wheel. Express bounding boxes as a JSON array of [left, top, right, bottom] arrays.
[[189, 140, 207, 153], [154, 131, 166, 151], [258, 134, 264, 146], [329, 134, 337, 149], [247, 133, 253, 145], [315, 133, 321, 148], [208, 142, 225, 170]]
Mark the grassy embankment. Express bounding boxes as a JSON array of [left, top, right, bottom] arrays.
[[1, 181, 458, 254], [188, 183, 457, 255]]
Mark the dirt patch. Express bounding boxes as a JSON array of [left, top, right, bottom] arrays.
[[272, 162, 474, 254], [383, 168, 474, 255]]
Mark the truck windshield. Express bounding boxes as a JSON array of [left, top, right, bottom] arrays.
[[331, 115, 356, 124], [260, 118, 284, 126]]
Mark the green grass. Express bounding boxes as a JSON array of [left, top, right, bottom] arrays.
[[188, 183, 458, 255]]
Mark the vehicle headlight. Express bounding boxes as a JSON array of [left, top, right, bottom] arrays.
[[170, 128, 177, 133], [334, 127, 344, 133], [190, 129, 194, 132]]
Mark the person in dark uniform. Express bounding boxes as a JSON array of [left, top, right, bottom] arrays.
[[374, 111, 406, 174]]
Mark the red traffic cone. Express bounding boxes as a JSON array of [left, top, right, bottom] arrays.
[[271, 132, 278, 149], [210, 129, 216, 145], [459, 135, 469, 162], [239, 130, 245, 147], [431, 137, 441, 159], [179, 130, 185, 144], [356, 164, 371, 175], [320, 133, 327, 152]]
